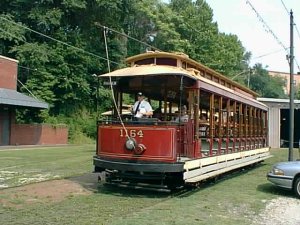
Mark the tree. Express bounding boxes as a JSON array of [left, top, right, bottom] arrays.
[[0, 0, 275, 141], [166, 0, 247, 77], [249, 64, 286, 98]]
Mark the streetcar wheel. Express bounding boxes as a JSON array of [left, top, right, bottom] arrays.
[[293, 177, 300, 199]]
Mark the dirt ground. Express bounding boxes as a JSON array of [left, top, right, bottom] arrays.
[[1, 173, 300, 224], [0, 180, 91, 208], [252, 197, 300, 225], [0, 173, 98, 208]]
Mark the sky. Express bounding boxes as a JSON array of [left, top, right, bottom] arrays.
[[205, 0, 300, 74]]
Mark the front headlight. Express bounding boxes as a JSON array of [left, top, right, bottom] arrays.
[[272, 167, 285, 176]]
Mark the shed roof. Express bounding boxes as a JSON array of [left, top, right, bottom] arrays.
[[0, 88, 48, 109], [258, 97, 300, 109], [258, 97, 300, 103]]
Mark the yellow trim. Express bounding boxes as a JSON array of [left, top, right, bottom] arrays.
[[184, 147, 270, 170], [125, 51, 258, 97], [184, 153, 270, 183]]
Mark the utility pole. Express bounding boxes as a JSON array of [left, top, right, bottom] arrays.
[[247, 69, 253, 88], [288, 10, 294, 161]]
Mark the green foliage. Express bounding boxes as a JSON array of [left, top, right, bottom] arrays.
[[0, 14, 26, 47], [296, 84, 300, 100], [0, 0, 287, 141], [62, 0, 87, 9], [45, 109, 96, 144], [249, 64, 287, 98]]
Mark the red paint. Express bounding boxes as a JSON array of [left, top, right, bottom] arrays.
[[97, 125, 178, 162], [10, 124, 68, 145], [0, 56, 18, 90]]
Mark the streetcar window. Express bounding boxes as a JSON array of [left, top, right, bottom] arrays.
[[135, 58, 154, 65], [213, 76, 219, 83], [186, 63, 196, 69], [205, 73, 212, 80], [156, 58, 177, 66]]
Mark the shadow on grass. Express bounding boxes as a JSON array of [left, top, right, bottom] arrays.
[[67, 172, 169, 199], [257, 182, 295, 198], [67, 161, 270, 199], [176, 162, 270, 198], [68, 173, 99, 191], [97, 183, 171, 198]]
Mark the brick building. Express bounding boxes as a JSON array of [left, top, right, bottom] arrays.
[[0, 55, 68, 146], [268, 70, 300, 95]]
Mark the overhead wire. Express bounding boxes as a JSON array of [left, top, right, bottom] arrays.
[[0, 19, 162, 74], [0, 16, 164, 68], [17, 79, 38, 100], [246, 0, 300, 71], [3, 2, 297, 74], [0, 16, 163, 123], [0, 16, 120, 66], [246, 0, 288, 52], [296, 26, 300, 40], [279, 0, 300, 71], [18, 64, 37, 72], [17, 65, 55, 101], [172, 2, 294, 71], [94, 23, 162, 52], [252, 48, 287, 59], [280, 0, 289, 15]]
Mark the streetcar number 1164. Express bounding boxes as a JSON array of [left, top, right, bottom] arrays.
[[120, 129, 144, 138]]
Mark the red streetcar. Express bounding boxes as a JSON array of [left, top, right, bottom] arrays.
[[93, 51, 270, 191]]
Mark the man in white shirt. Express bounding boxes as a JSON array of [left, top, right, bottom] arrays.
[[132, 92, 153, 118]]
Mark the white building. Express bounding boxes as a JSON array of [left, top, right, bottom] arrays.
[[258, 98, 300, 149]]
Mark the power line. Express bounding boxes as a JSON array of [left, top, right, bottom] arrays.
[[246, 0, 288, 52], [18, 64, 37, 72], [17, 79, 38, 100], [296, 26, 300, 40], [0, 16, 120, 66], [0, 16, 167, 75], [279, 0, 300, 71], [280, 0, 300, 40], [252, 48, 287, 59], [280, 0, 289, 15], [94, 23, 162, 52], [246, 0, 300, 71]]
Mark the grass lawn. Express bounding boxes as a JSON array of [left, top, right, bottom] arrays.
[[0, 145, 94, 188], [0, 146, 299, 225]]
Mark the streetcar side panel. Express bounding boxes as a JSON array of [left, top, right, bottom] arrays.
[[97, 124, 178, 162]]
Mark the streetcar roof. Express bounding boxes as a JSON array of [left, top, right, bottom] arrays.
[[125, 51, 258, 97], [99, 65, 267, 110], [99, 65, 197, 80]]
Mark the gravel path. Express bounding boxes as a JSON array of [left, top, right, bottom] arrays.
[[252, 197, 300, 225]]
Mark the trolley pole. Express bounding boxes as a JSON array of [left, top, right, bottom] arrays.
[[288, 10, 294, 161], [92, 74, 100, 120]]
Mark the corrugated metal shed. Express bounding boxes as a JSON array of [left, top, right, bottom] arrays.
[[0, 88, 48, 109]]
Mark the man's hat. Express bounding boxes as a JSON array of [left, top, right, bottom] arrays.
[[137, 92, 143, 96]]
